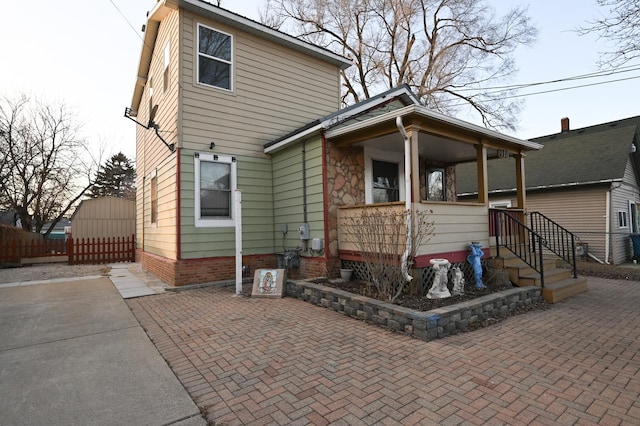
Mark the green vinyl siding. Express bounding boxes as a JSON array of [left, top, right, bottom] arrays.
[[180, 149, 275, 258], [272, 137, 326, 250]]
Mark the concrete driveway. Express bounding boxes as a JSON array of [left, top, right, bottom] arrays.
[[0, 277, 205, 426], [128, 277, 640, 425]]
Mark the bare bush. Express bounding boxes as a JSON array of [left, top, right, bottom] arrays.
[[343, 207, 434, 302]]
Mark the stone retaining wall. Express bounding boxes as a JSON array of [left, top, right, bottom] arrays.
[[286, 280, 541, 342]]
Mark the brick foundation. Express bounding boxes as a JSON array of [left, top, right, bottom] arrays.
[[140, 251, 278, 286], [286, 256, 342, 280]]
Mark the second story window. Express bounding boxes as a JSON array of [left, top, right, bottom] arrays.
[[197, 24, 232, 90]]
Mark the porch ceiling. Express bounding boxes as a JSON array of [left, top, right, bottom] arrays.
[[353, 132, 484, 164]]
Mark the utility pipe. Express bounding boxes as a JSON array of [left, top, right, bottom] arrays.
[[395, 116, 413, 282], [235, 190, 243, 295], [605, 189, 611, 264]]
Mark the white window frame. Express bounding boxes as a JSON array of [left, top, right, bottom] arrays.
[[149, 169, 158, 228], [630, 201, 639, 233], [364, 147, 405, 204], [490, 200, 512, 208], [618, 210, 629, 229], [163, 41, 170, 93], [194, 153, 237, 227], [196, 23, 233, 91]]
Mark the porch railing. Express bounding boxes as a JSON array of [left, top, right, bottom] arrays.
[[490, 208, 545, 288], [528, 211, 578, 279]]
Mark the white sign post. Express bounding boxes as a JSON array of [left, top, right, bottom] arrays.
[[235, 190, 242, 295]]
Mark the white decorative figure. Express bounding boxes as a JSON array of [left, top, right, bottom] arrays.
[[452, 267, 465, 296], [427, 259, 451, 299]]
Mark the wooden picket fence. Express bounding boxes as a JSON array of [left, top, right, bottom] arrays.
[[0, 235, 135, 265]]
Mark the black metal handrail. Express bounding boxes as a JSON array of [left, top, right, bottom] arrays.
[[490, 208, 545, 288], [528, 211, 578, 279]]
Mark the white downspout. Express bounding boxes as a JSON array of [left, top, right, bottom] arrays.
[[395, 116, 413, 282], [235, 190, 243, 295], [605, 188, 611, 264]]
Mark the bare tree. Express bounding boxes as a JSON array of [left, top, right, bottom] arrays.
[[578, 0, 640, 68], [261, 0, 538, 130], [0, 95, 99, 237]]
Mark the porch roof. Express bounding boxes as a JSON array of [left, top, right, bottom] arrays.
[[325, 104, 542, 164], [264, 85, 419, 154]]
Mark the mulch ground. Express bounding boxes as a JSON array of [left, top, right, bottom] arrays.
[[317, 260, 637, 313]]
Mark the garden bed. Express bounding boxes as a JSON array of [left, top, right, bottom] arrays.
[[285, 278, 542, 342]]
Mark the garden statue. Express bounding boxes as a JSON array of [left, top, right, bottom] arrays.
[[426, 259, 451, 299], [452, 267, 465, 296], [467, 242, 486, 288]]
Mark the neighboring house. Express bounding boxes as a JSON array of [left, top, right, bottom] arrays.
[[0, 211, 19, 227], [129, 0, 541, 286], [70, 196, 135, 241], [41, 218, 71, 241], [457, 116, 640, 265]]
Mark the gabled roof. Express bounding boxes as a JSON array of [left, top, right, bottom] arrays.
[[130, 0, 352, 113], [70, 196, 135, 221], [265, 84, 541, 157], [456, 115, 640, 195], [264, 85, 420, 153]]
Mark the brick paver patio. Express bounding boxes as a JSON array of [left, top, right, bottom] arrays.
[[127, 277, 640, 425]]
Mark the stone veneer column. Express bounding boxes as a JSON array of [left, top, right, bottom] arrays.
[[325, 142, 365, 258]]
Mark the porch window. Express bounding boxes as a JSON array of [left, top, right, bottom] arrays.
[[372, 160, 399, 203], [364, 147, 405, 204], [195, 154, 236, 227], [197, 24, 232, 91], [426, 168, 445, 201]]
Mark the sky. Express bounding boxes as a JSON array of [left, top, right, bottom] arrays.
[[1, 0, 638, 164]]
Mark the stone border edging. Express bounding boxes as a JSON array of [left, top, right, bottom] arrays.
[[286, 280, 541, 341]]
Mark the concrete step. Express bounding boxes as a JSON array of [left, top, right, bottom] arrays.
[[541, 277, 589, 303]]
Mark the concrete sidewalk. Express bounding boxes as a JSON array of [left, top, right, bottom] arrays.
[[0, 276, 206, 426]]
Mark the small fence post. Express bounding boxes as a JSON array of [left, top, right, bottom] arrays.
[[67, 237, 74, 265]]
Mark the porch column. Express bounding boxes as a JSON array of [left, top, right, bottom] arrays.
[[515, 153, 527, 222], [410, 128, 420, 203], [476, 142, 488, 205]]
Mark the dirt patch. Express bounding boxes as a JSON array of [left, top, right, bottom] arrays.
[[577, 260, 640, 281], [0, 263, 111, 284]]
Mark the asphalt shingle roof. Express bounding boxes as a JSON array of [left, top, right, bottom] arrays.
[[457, 116, 640, 195]]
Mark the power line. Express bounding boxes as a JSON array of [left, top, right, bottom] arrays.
[[483, 73, 640, 102], [109, 0, 145, 43], [453, 63, 640, 94]]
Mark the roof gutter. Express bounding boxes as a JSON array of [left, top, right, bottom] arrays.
[[129, 1, 175, 113], [175, 0, 351, 70], [130, 0, 351, 113], [264, 124, 323, 154], [459, 178, 623, 197], [325, 105, 542, 151]]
